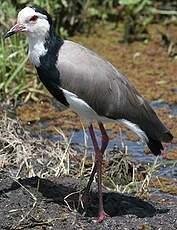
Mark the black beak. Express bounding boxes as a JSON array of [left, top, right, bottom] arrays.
[[4, 31, 16, 39]]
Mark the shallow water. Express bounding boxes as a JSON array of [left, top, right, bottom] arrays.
[[151, 101, 177, 116]]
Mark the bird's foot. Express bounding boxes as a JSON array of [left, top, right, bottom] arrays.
[[95, 210, 109, 223]]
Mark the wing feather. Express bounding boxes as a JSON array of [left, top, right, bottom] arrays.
[[57, 40, 172, 142]]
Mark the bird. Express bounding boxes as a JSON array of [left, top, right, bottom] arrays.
[[4, 6, 173, 223]]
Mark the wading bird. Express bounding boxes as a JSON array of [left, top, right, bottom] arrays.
[[4, 6, 173, 223]]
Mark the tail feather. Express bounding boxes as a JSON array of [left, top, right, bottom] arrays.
[[147, 131, 173, 156], [147, 137, 164, 156], [161, 131, 173, 142], [121, 119, 173, 156]]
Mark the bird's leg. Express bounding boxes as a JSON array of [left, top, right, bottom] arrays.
[[84, 123, 109, 194], [99, 122, 109, 154], [95, 122, 109, 222], [88, 123, 109, 223], [81, 124, 98, 203]]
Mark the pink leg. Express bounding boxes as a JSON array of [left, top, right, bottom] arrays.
[[88, 123, 109, 223], [84, 123, 109, 193], [99, 122, 109, 154]]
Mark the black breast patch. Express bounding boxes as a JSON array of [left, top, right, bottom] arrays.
[[36, 34, 69, 107], [36, 67, 69, 107]]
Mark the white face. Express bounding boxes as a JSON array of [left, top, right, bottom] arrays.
[[17, 7, 50, 37]]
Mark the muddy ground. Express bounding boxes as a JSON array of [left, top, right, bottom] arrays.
[[0, 172, 177, 230]]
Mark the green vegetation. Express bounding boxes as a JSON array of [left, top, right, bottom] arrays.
[[117, 0, 177, 42], [1, 0, 177, 102], [0, 2, 42, 102]]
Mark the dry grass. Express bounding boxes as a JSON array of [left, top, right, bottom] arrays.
[[0, 112, 159, 199], [0, 113, 77, 179]]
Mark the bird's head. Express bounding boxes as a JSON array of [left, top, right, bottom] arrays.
[[4, 6, 52, 39]]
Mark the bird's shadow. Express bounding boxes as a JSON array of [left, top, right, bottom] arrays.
[[0, 176, 169, 218]]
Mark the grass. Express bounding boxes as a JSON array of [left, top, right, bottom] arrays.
[[0, 1, 46, 103], [0, 113, 74, 178], [0, 35, 45, 103]]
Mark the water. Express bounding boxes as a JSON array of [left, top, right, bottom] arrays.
[[151, 100, 177, 116]]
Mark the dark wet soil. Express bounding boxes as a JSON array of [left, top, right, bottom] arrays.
[[0, 172, 177, 230]]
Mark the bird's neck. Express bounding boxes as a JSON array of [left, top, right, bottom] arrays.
[[28, 28, 63, 67], [28, 32, 48, 67]]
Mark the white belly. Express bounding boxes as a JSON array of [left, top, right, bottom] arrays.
[[61, 88, 100, 123]]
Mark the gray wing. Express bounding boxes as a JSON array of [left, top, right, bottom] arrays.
[[57, 40, 172, 142]]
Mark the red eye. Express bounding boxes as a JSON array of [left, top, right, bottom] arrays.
[[29, 15, 38, 22]]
